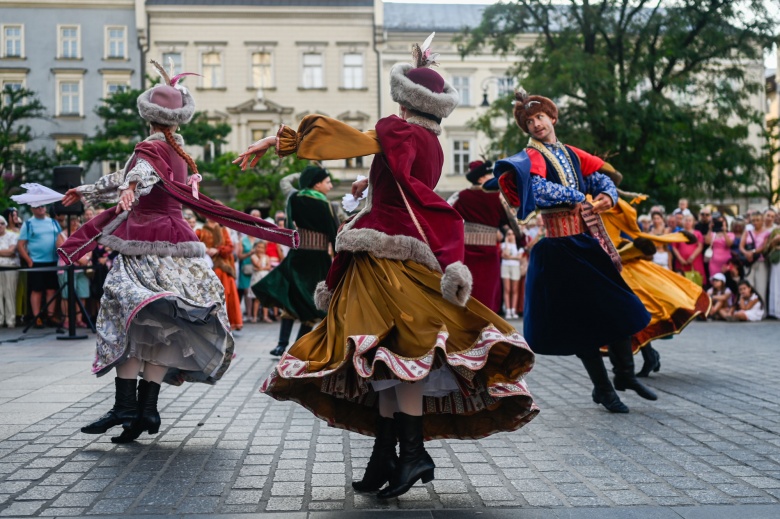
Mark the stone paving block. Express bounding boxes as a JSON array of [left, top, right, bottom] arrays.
[[311, 473, 346, 486], [475, 486, 515, 501], [439, 493, 477, 508], [265, 496, 303, 511], [17, 485, 67, 500], [271, 481, 305, 496], [683, 489, 733, 504], [739, 476, 780, 489], [0, 499, 45, 516], [311, 486, 346, 500], [226, 489, 263, 504], [187, 482, 226, 496], [521, 491, 564, 506], [38, 507, 85, 516], [85, 498, 134, 515]]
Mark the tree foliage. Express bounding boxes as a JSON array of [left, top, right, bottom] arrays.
[[459, 0, 778, 208], [0, 86, 57, 211], [754, 118, 780, 206]]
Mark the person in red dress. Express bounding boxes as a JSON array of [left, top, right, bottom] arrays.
[[448, 160, 509, 313]]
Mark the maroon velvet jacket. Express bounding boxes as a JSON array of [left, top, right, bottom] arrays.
[[58, 140, 298, 265]]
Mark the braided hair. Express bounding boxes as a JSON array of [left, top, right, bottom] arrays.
[[158, 125, 199, 174]]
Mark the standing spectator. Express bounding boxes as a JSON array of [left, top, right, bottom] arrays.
[[249, 240, 273, 323], [196, 218, 243, 331], [765, 223, 780, 318], [706, 211, 733, 280], [273, 210, 291, 258], [500, 230, 523, 319], [17, 205, 61, 328], [666, 213, 678, 233], [765, 208, 778, 232], [82, 207, 95, 221], [730, 218, 746, 255], [237, 208, 261, 317], [637, 214, 651, 232], [695, 207, 713, 277], [739, 211, 770, 308], [649, 210, 671, 269], [3, 208, 22, 234], [89, 243, 113, 318], [56, 217, 90, 328], [671, 213, 705, 284], [0, 216, 20, 327]]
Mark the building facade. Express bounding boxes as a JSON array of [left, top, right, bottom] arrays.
[[0, 0, 143, 183]]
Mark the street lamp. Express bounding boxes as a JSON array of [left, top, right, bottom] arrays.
[[480, 75, 512, 107]]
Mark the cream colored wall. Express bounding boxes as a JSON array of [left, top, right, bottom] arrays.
[[147, 4, 378, 179]]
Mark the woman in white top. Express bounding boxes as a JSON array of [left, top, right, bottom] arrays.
[[501, 230, 523, 319], [648, 210, 671, 269]]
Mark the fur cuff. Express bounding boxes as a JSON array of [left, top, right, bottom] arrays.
[[314, 281, 333, 312], [440, 261, 473, 307]]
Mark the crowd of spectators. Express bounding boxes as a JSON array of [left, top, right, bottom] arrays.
[[1, 196, 778, 331], [499, 198, 780, 323]]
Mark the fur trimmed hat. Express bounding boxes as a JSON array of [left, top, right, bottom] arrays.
[[513, 89, 558, 134], [466, 160, 493, 185], [390, 33, 459, 122], [137, 60, 198, 126]]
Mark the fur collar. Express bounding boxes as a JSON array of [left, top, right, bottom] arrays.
[[146, 132, 185, 146], [406, 115, 442, 135]]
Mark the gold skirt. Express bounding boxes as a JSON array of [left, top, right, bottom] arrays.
[[261, 253, 539, 440], [601, 259, 711, 354]]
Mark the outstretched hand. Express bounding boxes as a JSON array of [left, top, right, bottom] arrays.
[[233, 136, 277, 171], [61, 188, 82, 207]]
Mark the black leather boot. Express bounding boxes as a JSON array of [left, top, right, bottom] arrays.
[[352, 416, 398, 492], [271, 318, 294, 356], [578, 353, 629, 413], [111, 380, 161, 443], [377, 413, 434, 499], [608, 337, 658, 400], [637, 343, 661, 378], [81, 377, 138, 434]]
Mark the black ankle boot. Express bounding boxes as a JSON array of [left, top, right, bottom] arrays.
[[81, 378, 138, 434], [608, 337, 657, 400], [579, 354, 629, 413], [637, 344, 661, 378], [271, 318, 294, 356], [111, 380, 161, 443], [377, 413, 434, 499], [352, 416, 398, 492]]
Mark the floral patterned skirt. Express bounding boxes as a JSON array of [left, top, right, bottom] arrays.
[[261, 253, 539, 440], [92, 254, 233, 386]]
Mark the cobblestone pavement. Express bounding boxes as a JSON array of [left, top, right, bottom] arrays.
[[0, 319, 779, 518]]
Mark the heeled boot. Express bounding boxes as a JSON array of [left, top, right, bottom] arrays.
[[81, 377, 138, 434], [578, 353, 629, 413], [352, 416, 398, 492], [270, 318, 294, 356], [377, 413, 434, 499], [111, 380, 161, 443], [637, 344, 661, 378], [608, 337, 658, 400]]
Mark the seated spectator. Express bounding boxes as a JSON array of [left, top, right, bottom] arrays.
[[707, 273, 733, 320], [729, 280, 764, 322], [17, 205, 62, 328], [0, 216, 20, 328]]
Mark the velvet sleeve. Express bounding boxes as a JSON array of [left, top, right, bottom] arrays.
[[583, 172, 618, 205], [276, 115, 381, 160], [531, 175, 585, 206]]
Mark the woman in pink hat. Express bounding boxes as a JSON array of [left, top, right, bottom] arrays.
[[236, 37, 538, 499], [59, 61, 297, 444]]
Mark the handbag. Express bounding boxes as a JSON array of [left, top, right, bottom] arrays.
[[242, 263, 254, 276], [683, 270, 703, 286]]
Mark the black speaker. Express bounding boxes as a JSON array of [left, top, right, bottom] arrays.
[[52, 165, 84, 216]]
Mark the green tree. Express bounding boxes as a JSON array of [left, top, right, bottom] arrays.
[[460, 0, 777, 208], [754, 117, 780, 206], [202, 151, 311, 213], [0, 86, 57, 211]]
